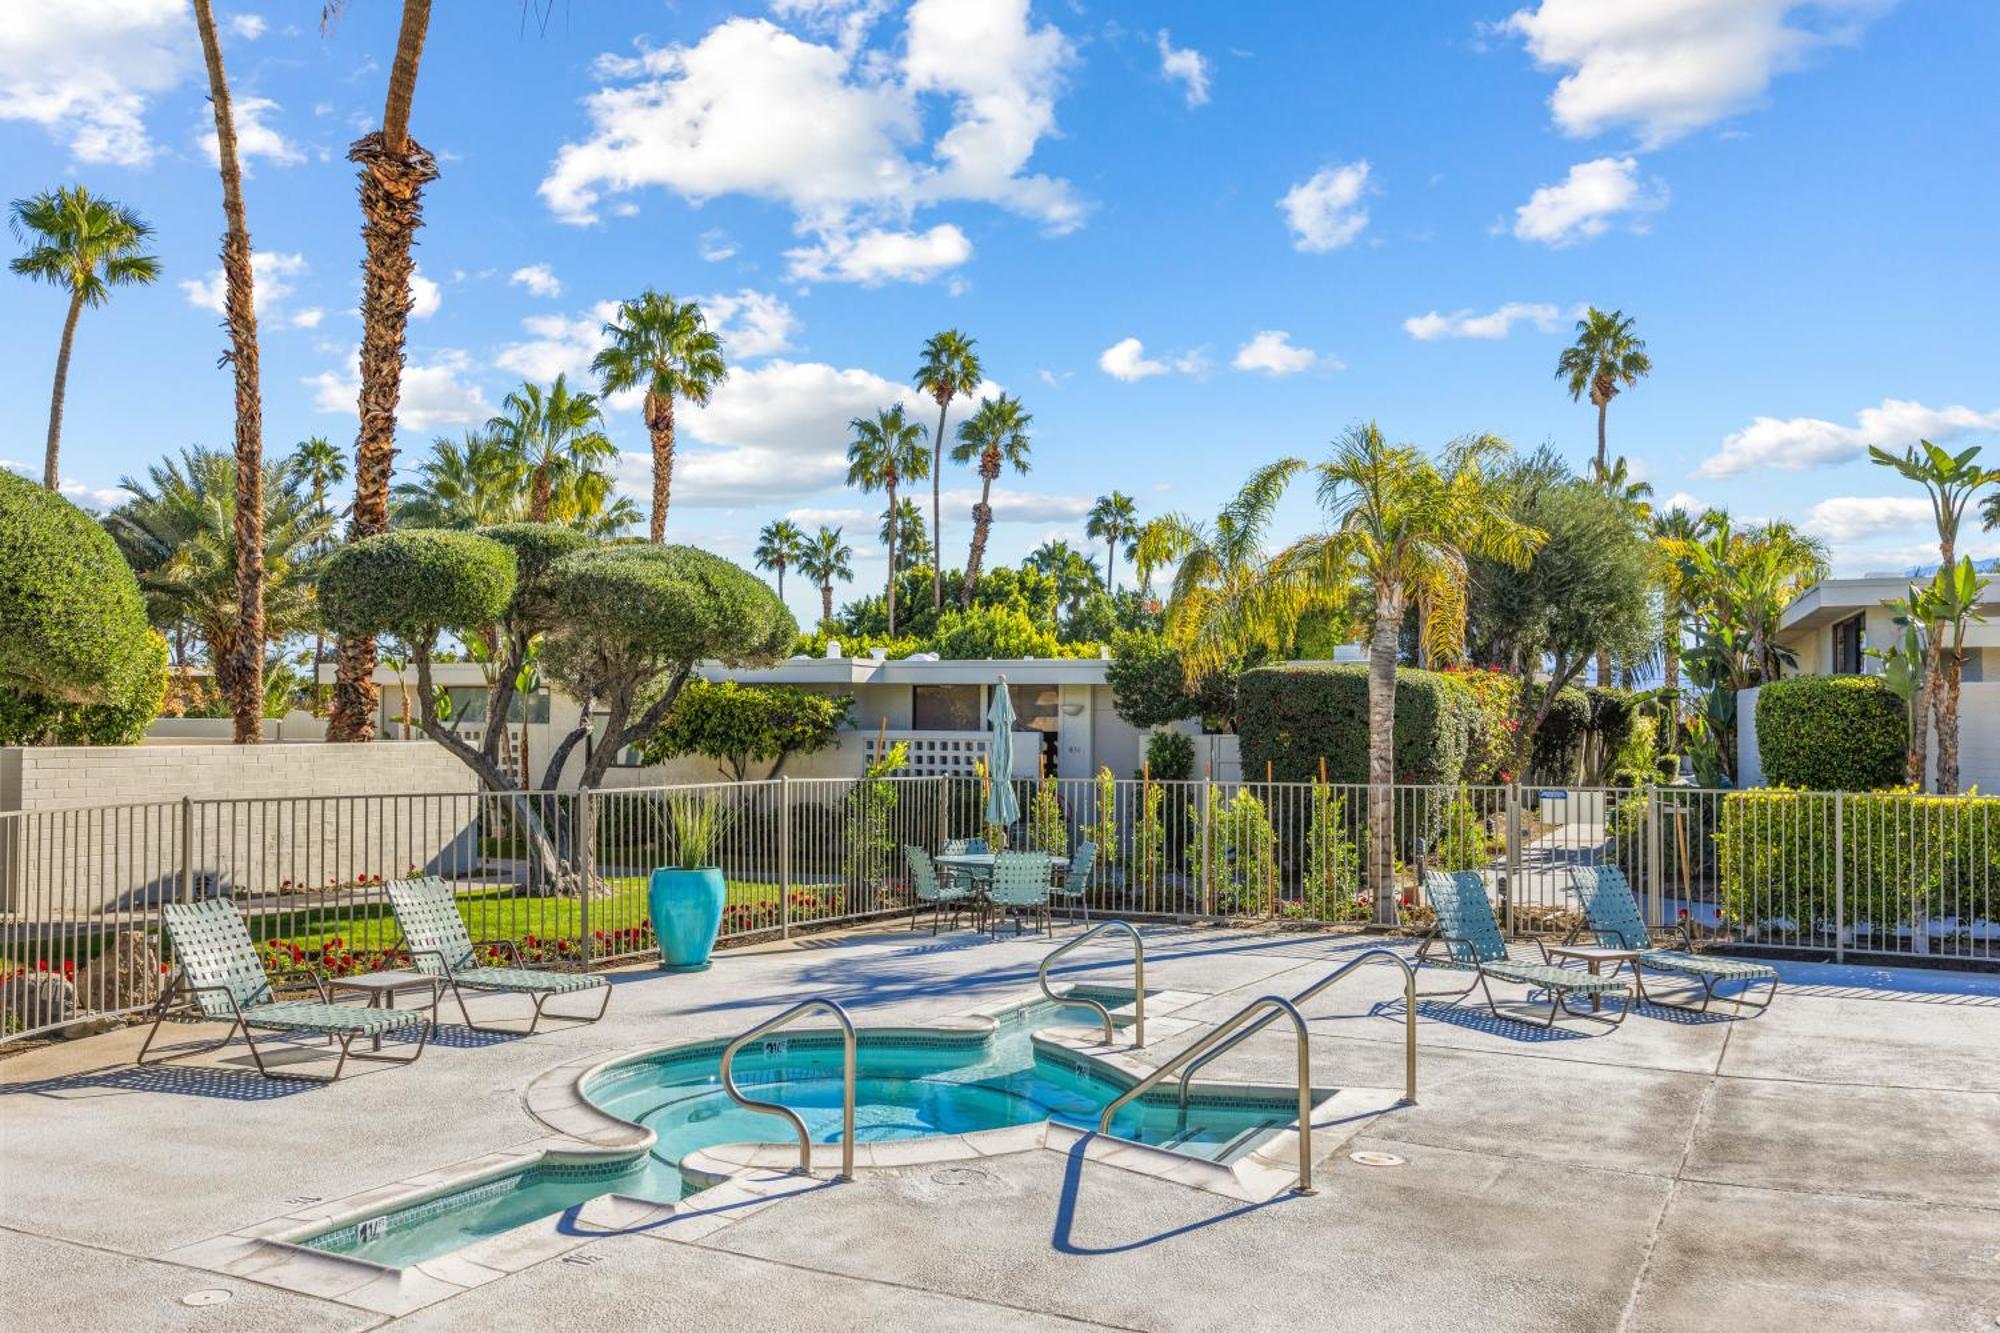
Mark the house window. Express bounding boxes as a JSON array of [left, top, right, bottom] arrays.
[[912, 684, 982, 731], [1831, 615, 1864, 675], [1007, 682, 1059, 734]]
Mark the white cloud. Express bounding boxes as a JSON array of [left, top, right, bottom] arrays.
[[493, 301, 622, 384], [307, 347, 491, 429], [699, 229, 739, 262], [1279, 162, 1371, 253], [1232, 330, 1330, 376], [1700, 398, 2000, 477], [1098, 337, 1169, 382], [540, 3, 1082, 275], [409, 268, 441, 320], [941, 488, 1090, 523], [784, 505, 867, 528], [1403, 302, 1566, 341], [785, 224, 972, 285], [1801, 495, 1936, 543], [1157, 30, 1211, 107], [700, 288, 800, 359], [1660, 491, 1708, 516], [0, 0, 191, 166], [663, 358, 912, 505], [228, 13, 267, 40], [1512, 156, 1666, 246], [179, 251, 308, 316], [5, 460, 133, 510], [1501, 0, 1890, 149], [199, 95, 303, 169], [508, 263, 564, 298], [290, 307, 325, 329]]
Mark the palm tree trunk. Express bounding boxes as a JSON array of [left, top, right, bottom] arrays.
[[42, 289, 85, 489], [529, 463, 551, 523], [195, 0, 267, 747], [820, 580, 834, 627], [329, 17, 439, 743], [1907, 665, 1933, 788], [775, 563, 785, 605], [1105, 539, 1116, 593], [1367, 585, 1403, 921], [1936, 647, 1961, 793], [962, 470, 995, 604], [1595, 398, 1608, 479], [885, 480, 899, 636], [932, 399, 948, 613], [646, 388, 675, 542]]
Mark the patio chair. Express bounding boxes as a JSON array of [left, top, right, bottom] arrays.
[[385, 876, 610, 1035], [905, 845, 976, 934], [138, 899, 430, 1082], [1565, 865, 1778, 1015], [1048, 841, 1097, 925], [1416, 871, 1630, 1029], [938, 836, 987, 892], [988, 850, 1053, 938]]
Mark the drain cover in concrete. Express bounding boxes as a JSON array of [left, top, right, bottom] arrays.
[[1348, 1151, 1406, 1167], [930, 1166, 999, 1188], [179, 1290, 232, 1308]]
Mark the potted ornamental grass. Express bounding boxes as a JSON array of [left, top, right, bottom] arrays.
[[648, 794, 731, 972]]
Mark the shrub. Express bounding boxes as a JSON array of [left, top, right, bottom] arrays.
[[1028, 774, 1068, 857], [1301, 780, 1365, 921], [1755, 675, 1906, 792], [1430, 787, 1494, 870], [1187, 787, 1277, 914], [1145, 729, 1194, 781], [930, 605, 1060, 660], [0, 470, 154, 709], [640, 680, 851, 781], [319, 529, 517, 640], [0, 629, 168, 745], [1236, 663, 1472, 786], [1717, 789, 1998, 936], [1438, 666, 1522, 784], [1528, 685, 1591, 783]]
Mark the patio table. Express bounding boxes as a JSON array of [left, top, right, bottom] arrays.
[[935, 852, 1055, 935]]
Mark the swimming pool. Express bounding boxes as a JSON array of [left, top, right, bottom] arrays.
[[304, 990, 1301, 1268]]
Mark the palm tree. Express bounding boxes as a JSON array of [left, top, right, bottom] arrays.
[[1648, 506, 1707, 748], [592, 290, 726, 542], [391, 432, 527, 529], [1587, 454, 1655, 684], [8, 187, 161, 489], [754, 518, 806, 603], [191, 0, 270, 743], [1085, 492, 1141, 592], [1272, 426, 1542, 914], [915, 329, 982, 614], [797, 526, 855, 630], [1556, 307, 1651, 479], [288, 436, 348, 692], [1869, 440, 2000, 791], [845, 406, 930, 635], [104, 448, 331, 715], [950, 394, 1033, 603], [880, 497, 932, 574], [486, 374, 614, 522], [1026, 540, 1101, 621]]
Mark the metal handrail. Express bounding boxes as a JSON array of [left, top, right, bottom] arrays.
[[1174, 947, 1418, 1108], [1095, 995, 1317, 1195], [1037, 919, 1145, 1047], [718, 999, 858, 1181]]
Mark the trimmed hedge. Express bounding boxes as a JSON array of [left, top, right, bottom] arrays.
[[0, 469, 153, 707], [479, 522, 591, 630], [0, 629, 168, 745], [1718, 789, 1998, 936], [1755, 675, 1906, 792], [546, 544, 795, 667], [319, 530, 518, 640], [1236, 663, 1472, 785]]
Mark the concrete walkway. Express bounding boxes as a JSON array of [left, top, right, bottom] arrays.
[[2, 924, 1997, 1331]]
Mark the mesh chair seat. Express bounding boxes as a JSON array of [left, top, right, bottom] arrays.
[[449, 965, 605, 994], [386, 876, 610, 1034], [240, 1001, 426, 1035]]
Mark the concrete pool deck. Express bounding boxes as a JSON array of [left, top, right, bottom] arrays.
[[2, 923, 1997, 1331]]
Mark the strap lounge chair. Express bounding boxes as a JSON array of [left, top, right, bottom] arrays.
[[988, 851, 1053, 938], [138, 899, 429, 1082], [1048, 841, 1097, 924], [1416, 870, 1631, 1029], [905, 845, 975, 934], [1565, 865, 1778, 1015], [386, 876, 610, 1035]]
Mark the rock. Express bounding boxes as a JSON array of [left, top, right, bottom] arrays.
[[74, 930, 163, 1015], [2, 972, 78, 1035]]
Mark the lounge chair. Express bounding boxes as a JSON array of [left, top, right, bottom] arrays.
[[138, 899, 429, 1082], [988, 851, 1053, 937], [1416, 870, 1630, 1029], [905, 845, 975, 934], [1565, 865, 1778, 1015], [1048, 841, 1097, 924], [385, 876, 610, 1035]]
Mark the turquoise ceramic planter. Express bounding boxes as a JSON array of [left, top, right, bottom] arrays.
[[648, 866, 726, 972]]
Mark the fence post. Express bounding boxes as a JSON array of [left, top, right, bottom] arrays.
[[1832, 790, 1845, 964], [1645, 787, 1663, 928], [780, 776, 793, 940], [1504, 783, 1522, 937], [1199, 777, 1213, 918], [179, 796, 194, 905], [577, 789, 594, 967]]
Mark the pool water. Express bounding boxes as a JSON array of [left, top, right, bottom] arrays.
[[306, 994, 1295, 1268]]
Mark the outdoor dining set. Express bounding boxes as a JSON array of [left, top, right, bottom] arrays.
[[903, 839, 1099, 937]]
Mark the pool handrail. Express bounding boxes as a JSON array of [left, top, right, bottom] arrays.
[[1173, 947, 1417, 1109], [1037, 919, 1145, 1048], [718, 998, 857, 1181], [1095, 994, 1316, 1195]]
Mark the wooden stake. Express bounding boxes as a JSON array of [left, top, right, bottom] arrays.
[[1319, 755, 1328, 785]]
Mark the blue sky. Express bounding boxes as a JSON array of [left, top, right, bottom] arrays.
[[4, 0, 1996, 625]]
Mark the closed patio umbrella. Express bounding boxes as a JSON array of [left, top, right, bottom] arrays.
[[985, 677, 1020, 832]]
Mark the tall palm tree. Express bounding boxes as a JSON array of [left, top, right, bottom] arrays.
[[950, 394, 1032, 603], [880, 497, 932, 574], [915, 329, 982, 613], [592, 290, 726, 542], [1556, 307, 1651, 479], [289, 435, 348, 690], [391, 431, 527, 529], [486, 373, 614, 522], [797, 526, 855, 630], [1588, 453, 1655, 684], [1026, 540, 1102, 621], [8, 186, 161, 489], [192, 0, 268, 743], [845, 405, 930, 635], [1085, 492, 1140, 592], [754, 518, 806, 604], [1648, 505, 1707, 748], [326, 0, 440, 742], [1272, 426, 1542, 913]]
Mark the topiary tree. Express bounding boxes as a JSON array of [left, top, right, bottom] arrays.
[[0, 629, 167, 745], [1755, 675, 1907, 792], [639, 680, 851, 781]]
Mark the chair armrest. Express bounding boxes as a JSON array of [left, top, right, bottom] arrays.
[[263, 966, 331, 1003], [408, 946, 464, 979]]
